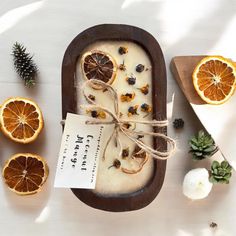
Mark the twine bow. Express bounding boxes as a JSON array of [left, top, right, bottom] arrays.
[[80, 79, 176, 161]]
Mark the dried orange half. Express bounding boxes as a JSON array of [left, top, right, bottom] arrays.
[[2, 153, 49, 195], [193, 56, 236, 105], [81, 50, 117, 89], [0, 97, 43, 143]]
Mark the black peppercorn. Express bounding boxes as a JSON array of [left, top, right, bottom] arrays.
[[91, 110, 98, 118], [136, 64, 145, 72], [126, 76, 136, 85], [173, 118, 184, 129]]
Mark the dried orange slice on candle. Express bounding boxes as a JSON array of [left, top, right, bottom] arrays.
[[0, 97, 43, 143], [81, 50, 117, 89], [193, 56, 236, 105], [2, 153, 49, 195]]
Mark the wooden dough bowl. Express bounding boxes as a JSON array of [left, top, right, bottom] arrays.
[[61, 24, 167, 212]]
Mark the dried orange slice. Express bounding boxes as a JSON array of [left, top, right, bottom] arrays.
[[0, 97, 43, 143], [193, 56, 236, 104], [81, 50, 117, 89], [2, 153, 49, 195]]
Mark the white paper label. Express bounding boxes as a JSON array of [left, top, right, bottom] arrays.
[[54, 113, 105, 189]]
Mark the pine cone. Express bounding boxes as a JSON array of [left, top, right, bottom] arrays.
[[210, 160, 232, 184], [12, 42, 38, 87], [173, 118, 184, 129], [189, 130, 217, 160]]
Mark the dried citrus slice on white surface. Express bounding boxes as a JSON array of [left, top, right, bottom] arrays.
[[2, 153, 49, 195], [81, 50, 117, 89], [0, 97, 43, 143], [193, 56, 236, 105]]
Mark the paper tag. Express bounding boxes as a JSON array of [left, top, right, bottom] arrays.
[[54, 113, 105, 189]]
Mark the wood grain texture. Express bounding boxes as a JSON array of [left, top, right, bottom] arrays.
[[170, 56, 206, 105], [62, 24, 167, 212]]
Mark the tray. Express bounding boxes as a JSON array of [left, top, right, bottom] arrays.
[[61, 24, 167, 212]]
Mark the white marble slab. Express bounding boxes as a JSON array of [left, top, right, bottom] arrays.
[[192, 93, 236, 170]]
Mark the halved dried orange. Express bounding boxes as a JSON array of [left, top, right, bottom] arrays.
[[81, 50, 117, 89], [0, 97, 43, 143], [193, 56, 236, 105], [2, 153, 49, 195]]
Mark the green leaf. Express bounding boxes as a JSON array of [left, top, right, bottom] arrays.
[[202, 144, 211, 149], [224, 173, 231, 179], [190, 144, 199, 150], [209, 176, 218, 183], [198, 130, 205, 139], [212, 161, 220, 169], [204, 146, 216, 153], [221, 161, 228, 168], [214, 175, 223, 179], [190, 138, 198, 145]]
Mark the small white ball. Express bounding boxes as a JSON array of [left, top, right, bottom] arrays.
[[183, 168, 213, 200]]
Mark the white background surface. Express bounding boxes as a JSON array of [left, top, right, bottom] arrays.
[[0, 0, 236, 235]]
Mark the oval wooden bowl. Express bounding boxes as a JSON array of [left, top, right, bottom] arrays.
[[61, 24, 167, 212]]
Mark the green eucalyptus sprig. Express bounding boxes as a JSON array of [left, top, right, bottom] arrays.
[[189, 130, 218, 160]]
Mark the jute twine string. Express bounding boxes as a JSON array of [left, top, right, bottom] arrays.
[[80, 79, 176, 161]]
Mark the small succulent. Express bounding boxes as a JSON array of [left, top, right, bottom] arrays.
[[189, 130, 217, 160], [210, 160, 232, 184]]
